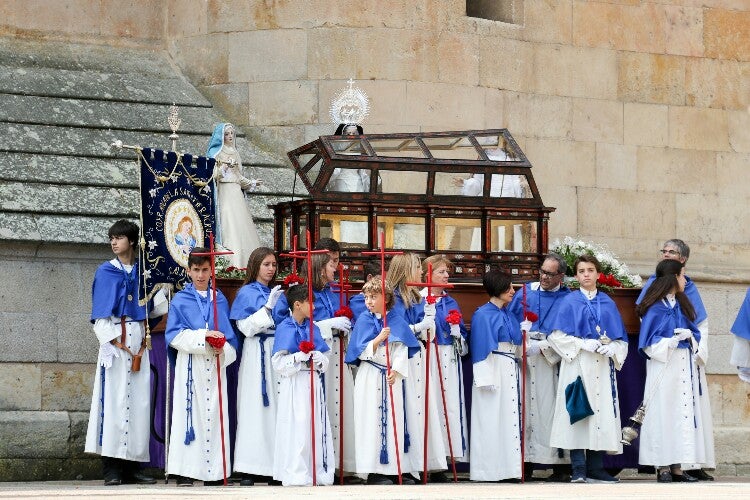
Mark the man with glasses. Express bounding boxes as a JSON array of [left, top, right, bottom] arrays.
[[509, 253, 572, 482], [636, 239, 715, 481]]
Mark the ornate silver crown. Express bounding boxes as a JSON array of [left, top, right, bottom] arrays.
[[329, 78, 370, 126]]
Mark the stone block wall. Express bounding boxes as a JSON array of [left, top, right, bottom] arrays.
[[1, 0, 749, 478]]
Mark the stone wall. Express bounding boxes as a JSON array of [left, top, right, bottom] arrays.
[[1, 0, 749, 478]]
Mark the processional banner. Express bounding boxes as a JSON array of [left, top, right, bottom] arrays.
[[138, 148, 216, 303]]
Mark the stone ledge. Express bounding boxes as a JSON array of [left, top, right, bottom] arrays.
[[0, 411, 70, 459], [0, 458, 100, 482]]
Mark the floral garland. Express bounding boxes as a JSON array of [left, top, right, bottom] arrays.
[[550, 236, 642, 290], [215, 256, 247, 280]]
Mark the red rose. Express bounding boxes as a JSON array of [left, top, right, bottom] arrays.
[[524, 311, 539, 322], [335, 306, 354, 320], [206, 336, 226, 349], [284, 273, 305, 286], [299, 340, 315, 354], [446, 309, 463, 325]]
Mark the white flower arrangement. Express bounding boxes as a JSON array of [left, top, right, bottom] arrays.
[[550, 236, 643, 289]]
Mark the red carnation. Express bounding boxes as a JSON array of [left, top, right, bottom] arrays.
[[206, 336, 226, 349], [226, 266, 236, 272], [284, 273, 305, 286], [299, 340, 315, 354], [425, 295, 438, 304], [446, 309, 463, 325], [597, 273, 621, 287], [335, 306, 354, 320], [524, 311, 539, 322]]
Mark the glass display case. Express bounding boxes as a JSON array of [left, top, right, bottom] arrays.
[[275, 129, 554, 281]]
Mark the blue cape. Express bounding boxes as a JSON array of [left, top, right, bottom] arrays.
[[470, 301, 522, 364], [431, 294, 468, 346], [638, 299, 700, 358], [348, 293, 368, 324], [508, 282, 571, 334], [206, 123, 228, 159], [637, 275, 707, 324], [345, 309, 420, 366], [391, 291, 425, 325], [550, 291, 628, 342], [272, 316, 330, 355], [731, 287, 750, 341], [230, 281, 270, 321], [164, 283, 238, 367], [272, 283, 340, 324], [91, 261, 146, 322]]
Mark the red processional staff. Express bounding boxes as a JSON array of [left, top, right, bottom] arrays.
[[280, 231, 328, 486], [329, 264, 354, 485], [519, 283, 539, 483], [191, 233, 233, 486], [361, 231, 404, 485], [406, 262, 458, 484]]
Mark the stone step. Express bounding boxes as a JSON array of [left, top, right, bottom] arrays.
[[0, 152, 306, 194], [0, 94, 221, 134], [0, 38, 182, 77], [0, 65, 211, 107], [0, 123, 285, 167]]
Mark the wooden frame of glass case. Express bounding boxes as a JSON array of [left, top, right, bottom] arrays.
[[274, 129, 555, 282]]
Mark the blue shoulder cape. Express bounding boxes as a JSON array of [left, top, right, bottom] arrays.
[[230, 281, 270, 321], [432, 294, 468, 346], [391, 291, 425, 326], [272, 316, 330, 355], [637, 274, 707, 324], [470, 301, 522, 364], [164, 283, 238, 367], [91, 261, 146, 322], [638, 299, 700, 358], [345, 309, 420, 366], [550, 291, 628, 342], [348, 293, 368, 324], [731, 287, 750, 341], [508, 282, 571, 334]]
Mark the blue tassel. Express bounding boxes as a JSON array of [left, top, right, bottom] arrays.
[[403, 431, 410, 453], [380, 447, 389, 465], [262, 392, 269, 407]]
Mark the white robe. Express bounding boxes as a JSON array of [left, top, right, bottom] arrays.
[[547, 332, 627, 453], [470, 342, 522, 481], [167, 329, 237, 481], [353, 341, 410, 475], [430, 342, 469, 461], [214, 148, 260, 268], [639, 338, 706, 466], [84, 316, 151, 461], [404, 344, 448, 473], [683, 319, 715, 470], [272, 351, 334, 486], [233, 308, 278, 476], [524, 335, 567, 464], [323, 334, 356, 472]]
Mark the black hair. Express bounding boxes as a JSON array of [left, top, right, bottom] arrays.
[[285, 282, 310, 307], [108, 219, 139, 247], [637, 259, 696, 320], [314, 237, 341, 254], [334, 123, 364, 136], [363, 259, 383, 281], [188, 247, 210, 268], [483, 269, 513, 298], [545, 252, 567, 275]]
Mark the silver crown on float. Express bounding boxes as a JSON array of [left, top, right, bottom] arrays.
[[329, 78, 370, 126]]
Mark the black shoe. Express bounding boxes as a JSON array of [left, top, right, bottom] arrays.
[[687, 469, 714, 481], [204, 479, 231, 486], [366, 473, 393, 485], [344, 475, 364, 485], [498, 478, 522, 483], [657, 471, 672, 483], [268, 478, 282, 486], [395, 475, 416, 485], [122, 471, 157, 485], [546, 471, 571, 483], [671, 472, 698, 483], [176, 476, 194, 487], [429, 471, 450, 483], [239, 477, 254, 486], [103, 476, 121, 486]]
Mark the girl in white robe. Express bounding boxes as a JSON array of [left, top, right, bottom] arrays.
[[469, 270, 523, 482], [637, 259, 705, 482]]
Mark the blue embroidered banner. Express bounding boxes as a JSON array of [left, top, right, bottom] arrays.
[[138, 148, 216, 303]]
